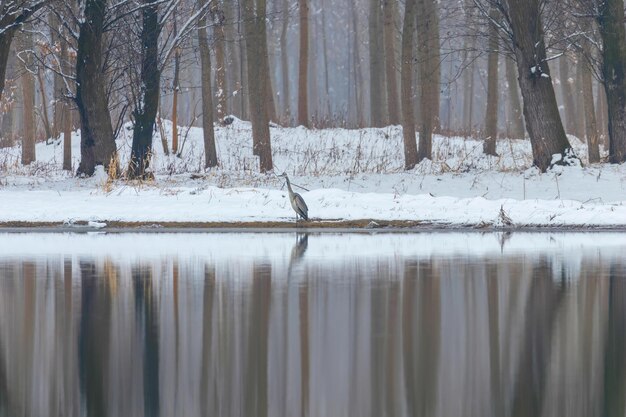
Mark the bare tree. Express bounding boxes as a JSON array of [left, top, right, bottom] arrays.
[[18, 27, 36, 165], [279, 0, 290, 123], [171, 13, 180, 154], [473, 0, 574, 171], [415, 0, 439, 161], [369, 0, 386, 127], [259, 0, 277, 123], [424, 0, 440, 131], [119, 0, 211, 178], [559, 55, 579, 137], [297, 0, 309, 127], [213, 1, 227, 121], [483, 6, 499, 156], [596, 79, 608, 145], [244, 0, 273, 171], [505, 57, 524, 138], [199, 0, 218, 168], [508, 0, 573, 170], [597, 0, 626, 163], [401, 0, 418, 169], [350, 0, 364, 127], [49, 11, 64, 140], [581, 54, 599, 163], [383, 0, 399, 125], [75, 0, 116, 176], [462, 1, 476, 135], [0, 52, 16, 148], [320, 0, 331, 119], [223, 0, 242, 118], [0, 0, 48, 102], [62, 100, 72, 171], [127, 0, 161, 179]]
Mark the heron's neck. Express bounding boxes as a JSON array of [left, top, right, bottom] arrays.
[[285, 177, 294, 193]]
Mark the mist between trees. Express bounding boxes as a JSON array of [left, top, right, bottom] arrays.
[[0, 0, 623, 177]]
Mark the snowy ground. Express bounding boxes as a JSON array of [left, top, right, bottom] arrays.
[[1, 118, 626, 228]]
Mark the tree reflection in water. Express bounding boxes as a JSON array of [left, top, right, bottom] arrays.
[[0, 232, 624, 417]]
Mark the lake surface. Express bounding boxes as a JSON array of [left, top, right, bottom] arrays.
[[0, 231, 625, 417]]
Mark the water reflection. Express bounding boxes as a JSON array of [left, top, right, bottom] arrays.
[[0, 232, 625, 417]]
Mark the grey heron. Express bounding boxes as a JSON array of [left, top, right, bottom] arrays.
[[279, 173, 309, 221]]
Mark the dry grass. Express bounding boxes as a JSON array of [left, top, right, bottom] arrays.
[[0, 121, 599, 186]]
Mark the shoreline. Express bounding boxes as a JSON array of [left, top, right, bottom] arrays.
[[2, 220, 626, 233]]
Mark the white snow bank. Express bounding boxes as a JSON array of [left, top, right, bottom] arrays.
[[0, 183, 624, 227], [1, 119, 626, 227]]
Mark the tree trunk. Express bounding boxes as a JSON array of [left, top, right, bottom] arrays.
[[369, 0, 386, 127], [483, 7, 499, 156], [462, 56, 474, 135], [238, 0, 249, 120], [49, 12, 64, 140], [60, 30, 72, 171], [213, 2, 227, 122], [200, 1, 218, 168], [401, 0, 418, 169], [0, 31, 16, 103], [443, 52, 455, 130], [575, 62, 586, 138], [259, 0, 277, 123], [223, 0, 241, 119], [0, 41, 16, 148], [258, 0, 274, 168], [505, 0, 573, 172], [320, 0, 331, 119], [383, 0, 399, 125], [462, 56, 474, 134], [37, 68, 53, 141], [415, 0, 438, 161], [461, 0, 474, 135], [75, 0, 116, 176], [244, 0, 273, 172], [597, 80, 609, 147], [19, 28, 35, 165], [582, 55, 600, 163], [598, 0, 626, 163], [559, 55, 578, 137], [1, 99, 14, 148], [63, 101, 72, 171], [171, 17, 180, 154], [128, 0, 160, 179], [308, 8, 318, 126], [424, 0, 440, 131], [506, 57, 524, 138], [351, 0, 364, 127], [297, 0, 309, 127], [280, 0, 290, 124]]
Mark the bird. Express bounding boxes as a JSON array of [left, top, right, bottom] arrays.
[[279, 173, 309, 222]]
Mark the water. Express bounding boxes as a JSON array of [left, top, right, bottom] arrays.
[[0, 231, 625, 417]]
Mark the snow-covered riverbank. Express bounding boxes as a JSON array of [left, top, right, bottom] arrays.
[[1, 119, 626, 228]]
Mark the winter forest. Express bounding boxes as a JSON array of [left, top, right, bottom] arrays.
[[1, 0, 626, 226], [6, 2, 626, 414]]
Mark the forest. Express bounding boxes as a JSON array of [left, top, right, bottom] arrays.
[[0, 0, 621, 174], [1, 0, 626, 227]]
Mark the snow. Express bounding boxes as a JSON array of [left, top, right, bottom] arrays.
[[1, 118, 626, 228]]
